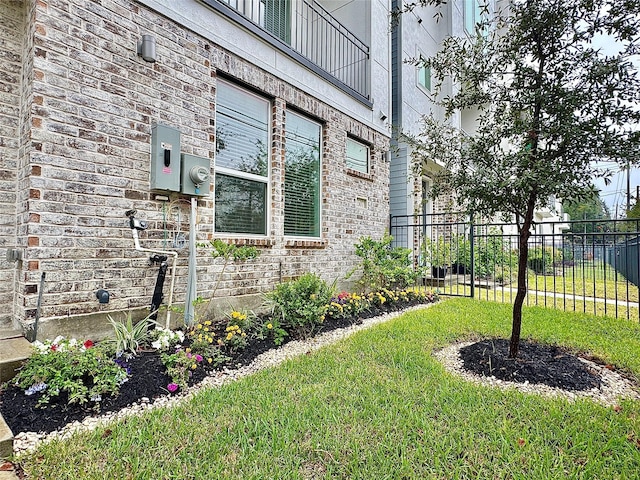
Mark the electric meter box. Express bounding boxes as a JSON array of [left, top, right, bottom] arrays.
[[150, 124, 181, 191], [181, 154, 211, 196]]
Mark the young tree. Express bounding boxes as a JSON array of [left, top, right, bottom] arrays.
[[403, 0, 640, 357], [562, 188, 611, 234]]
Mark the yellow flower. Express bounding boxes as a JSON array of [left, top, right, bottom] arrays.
[[267, 323, 273, 329], [204, 320, 211, 326], [217, 339, 224, 345], [191, 363, 197, 369], [207, 357, 213, 364], [197, 324, 203, 329], [185, 348, 191, 353], [226, 333, 233, 340]]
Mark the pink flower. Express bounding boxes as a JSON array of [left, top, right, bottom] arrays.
[[167, 383, 178, 393], [83, 339, 94, 349], [186, 352, 192, 359], [195, 354, 203, 362]]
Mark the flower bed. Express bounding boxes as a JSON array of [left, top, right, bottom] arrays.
[[0, 288, 437, 436]]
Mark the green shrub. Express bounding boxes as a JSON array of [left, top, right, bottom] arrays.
[[264, 272, 334, 339], [473, 232, 517, 279], [349, 234, 418, 291], [528, 246, 560, 275]]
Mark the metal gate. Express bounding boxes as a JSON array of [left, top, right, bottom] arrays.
[[390, 213, 640, 321]]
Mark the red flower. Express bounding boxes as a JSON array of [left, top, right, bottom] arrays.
[[50, 344, 57, 351], [83, 339, 94, 349]]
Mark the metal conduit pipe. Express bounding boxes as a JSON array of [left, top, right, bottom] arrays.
[[127, 210, 178, 329]]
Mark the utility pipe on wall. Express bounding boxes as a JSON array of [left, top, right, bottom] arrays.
[[128, 216, 178, 329]]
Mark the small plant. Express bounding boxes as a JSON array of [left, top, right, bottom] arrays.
[[421, 236, 452, 268], [11, 337, 127, 407], [186, 319, 223, 362], [219, 324, 248, 353], [107, 313, 158, 357], [264, 272, 334, 339], [326, 291, 370, 320], [348, 234, 418, 291], [150, 327, 185, 351], [162, 345, 228, 392], [255, 317, 288, 346]]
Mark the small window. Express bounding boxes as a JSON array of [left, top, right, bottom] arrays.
[[418, 61, 431, 92], [464, 0, 484, 35], [346, 137, 369, 174]]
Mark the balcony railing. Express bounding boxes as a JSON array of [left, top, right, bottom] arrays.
[[212, 0, 370, 101]]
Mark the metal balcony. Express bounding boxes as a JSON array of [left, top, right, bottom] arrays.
[[208, 0, 371, 102]]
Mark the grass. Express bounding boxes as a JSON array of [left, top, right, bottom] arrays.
[[16, 298, 640, 479], [433, 261, 640, 321]]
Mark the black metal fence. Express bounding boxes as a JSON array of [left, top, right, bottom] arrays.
[[390, 213, 640, 321]]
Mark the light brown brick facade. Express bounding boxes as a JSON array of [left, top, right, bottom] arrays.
[[0, 0, 390, 338]]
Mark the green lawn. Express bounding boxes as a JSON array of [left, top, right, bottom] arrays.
[[17, 299, 640, 479]]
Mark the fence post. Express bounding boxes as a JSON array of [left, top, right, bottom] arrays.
[[470, 214, 475, 299]]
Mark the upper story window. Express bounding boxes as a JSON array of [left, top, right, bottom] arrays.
[[464, 0, 482, 34], [346, 137, 369, 174], [417, 55, 431, 92], [214, 80, 270, 235], [284, 111, 321, 238]]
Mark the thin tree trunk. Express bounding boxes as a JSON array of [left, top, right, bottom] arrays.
[[509, 192, 536, 358]]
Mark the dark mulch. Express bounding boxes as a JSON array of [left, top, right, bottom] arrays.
[[0, 302, 419, 437], [459, 338, 602, 391]]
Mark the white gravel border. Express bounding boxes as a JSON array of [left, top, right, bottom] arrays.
[[13, 305, 431, 456], [434, 341, 640, 405], [13, 303, 640, 456]]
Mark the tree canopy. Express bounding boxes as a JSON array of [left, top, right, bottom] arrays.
[[403, 0, 640, 356]]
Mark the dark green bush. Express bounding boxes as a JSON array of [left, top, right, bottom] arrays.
[[528, 246, 560, 275], [349, 234, 418, 291], [264, 272, 334, 339]]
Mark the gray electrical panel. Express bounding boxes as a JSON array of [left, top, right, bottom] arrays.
[[181, 154, 211, 196], [150, 124, 181, 191]]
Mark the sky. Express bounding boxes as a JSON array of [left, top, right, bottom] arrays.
[[589, 30, 640, 216]]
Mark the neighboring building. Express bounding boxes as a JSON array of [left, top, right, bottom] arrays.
[[389, 0, 569, 252], [390, 0, 478, 251], [0, 0, 391, 339]]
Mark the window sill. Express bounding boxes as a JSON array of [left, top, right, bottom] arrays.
[[346, 168, 374, 181], [211, 236, 275, 247], [284, 239, 328, 249]]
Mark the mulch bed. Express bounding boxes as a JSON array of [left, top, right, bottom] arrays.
[[0, 302, 421, 437], [459, 338, 602, 391]]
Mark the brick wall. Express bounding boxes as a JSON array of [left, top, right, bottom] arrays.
[[13, 0, 389, 338], [0, 1, 29, 330]]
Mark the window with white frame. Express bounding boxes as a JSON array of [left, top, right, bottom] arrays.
[[284, 111, 321, 237], [214, 80, 270, 235], [346, 137, 369, 174]]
